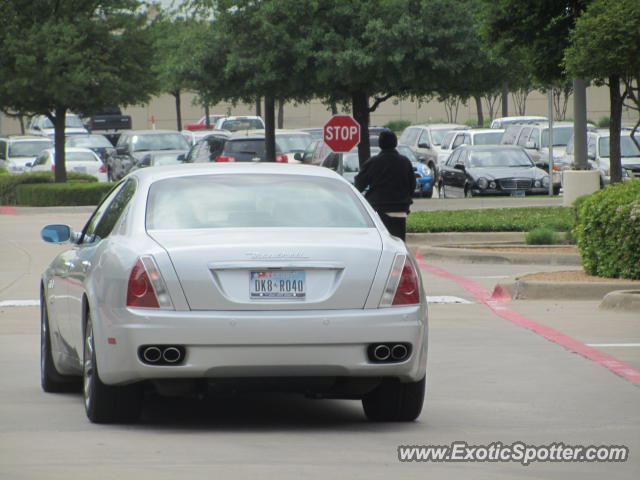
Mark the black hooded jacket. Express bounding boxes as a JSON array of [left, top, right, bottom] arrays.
[[354, 147, 416, 213]]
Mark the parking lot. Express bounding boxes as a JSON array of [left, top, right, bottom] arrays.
[[1, 204, 638, 479]]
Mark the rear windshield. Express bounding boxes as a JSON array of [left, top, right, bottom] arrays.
[[226, 139, 266, 155], [67, 136, 112, 148], [8, 140, 52, 157], [220, 118, 264, 131], [65, 151, 99, 162], [146, 174, 373, 229], [473, 132, 503, 145]]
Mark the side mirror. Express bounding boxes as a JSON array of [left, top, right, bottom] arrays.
[[41, 224, 71, 244], [140, 155, 152, 167], [116, 146, 128, 155], [33, 126, 41, 131], [177, 153, 186, 162], [418, 142, 431, 149], [25, 162, 32, 168], [294, 152, 303, 161], [454, 164, 465, 171]]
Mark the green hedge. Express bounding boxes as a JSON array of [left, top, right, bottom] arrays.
[[0, 172, 99, 205], [16, 182, 114, 206], [574, 180, 640, 279], [407, 207, 575, 233]]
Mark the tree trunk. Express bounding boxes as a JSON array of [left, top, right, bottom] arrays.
[[277, 100, 284, 129], [174, 90, 182, 131], [256, 96, 262, 117], [474, 95, 484, 127], [609, 75, 623, 184], [330, 100, 338, 115], [264, 96, 276, 162], [204, 104, 210, 128], [52, 107, 67, 183], [501, 84, 509, 117], [352, 91, 370, 168]]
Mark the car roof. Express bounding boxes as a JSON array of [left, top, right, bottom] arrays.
[[1, 135, 52, 142], [411, 123, 468, 129], [458, 144, 526, 152], [120, 130, 183, 135]]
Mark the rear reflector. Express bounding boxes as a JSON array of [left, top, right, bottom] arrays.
[[215, 155, 235, 162]]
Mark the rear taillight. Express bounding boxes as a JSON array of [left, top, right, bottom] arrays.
[[380, 255, 421, 307], [51, 165, 55, 172], [126, 257, 173, 309], [276, 154, 288, 163], [215, 155, 235, 162], [99, 163, 107, 173]]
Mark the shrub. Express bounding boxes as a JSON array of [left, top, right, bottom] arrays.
[[0, 168, 8, 176], [574, 180, 640, 279], [0, 172, 98, 205], [15, 182, 114, 206], [525, 227, 558, 244], [597, 116, 610, 128], [384, 120, 411, 133]]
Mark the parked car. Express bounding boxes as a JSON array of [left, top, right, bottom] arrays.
[[110, 130, 190, 181], [294, 138, 321, 164], [0, 136, 52, 174], [130, 152, 186, 171], [500, 121, 578, 192], [299, 128, 323, 139], [490, 116, 547, 129], [303, 128, 394, 166], [236, 130, 313, 163], [213, 116, 265, 132], [27, 113, 88, 137], [82, 107, 132, 133], [184, 114, 226, 131], [39, 163, 428, 423], [216, 134, 288, 162], [437, 145, 550, 198], [562, 129, 640, 185], [183, 133, 230, 163], [398, 124, 469, 179], [28, 147, 107, 181], [437, 128, 504, 166], [65, 134, 116, 165]]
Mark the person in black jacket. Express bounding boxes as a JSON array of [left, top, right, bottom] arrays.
[[355, 129, 416, 240]]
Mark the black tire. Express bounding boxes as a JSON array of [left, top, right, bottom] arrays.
[[362, 377, 426, 422], [553, 185, 561, 195], [40, 295, 81, 393], [83, 314, 143, 424]]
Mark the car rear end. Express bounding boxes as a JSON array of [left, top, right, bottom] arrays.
[[92, 167, 428, 401]]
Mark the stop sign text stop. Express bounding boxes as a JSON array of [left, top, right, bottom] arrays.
[[323, 115, 361, 152]]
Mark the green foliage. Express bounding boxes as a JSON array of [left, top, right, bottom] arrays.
[[384, 120, 411, 133], [407, 207, 574, 233], [597, 116, 610, 128], [0, 168, 8, 176], [564, 0, 640, 83], [0, 172, 98, 205], [525, 227, 558, 245], [574, 180, 640, 279], [16, 182, 114, 207]]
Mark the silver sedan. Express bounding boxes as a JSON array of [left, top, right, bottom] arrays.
[[39, 163, 428, 423]]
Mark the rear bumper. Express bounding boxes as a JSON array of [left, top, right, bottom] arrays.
[[94, 305, 428, 385]]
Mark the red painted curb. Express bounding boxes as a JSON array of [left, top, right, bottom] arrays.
[[0, 206, 17, 215], [416, 251, 640, 386]]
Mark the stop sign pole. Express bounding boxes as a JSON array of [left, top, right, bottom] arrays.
[[323, 115, 361, 153]]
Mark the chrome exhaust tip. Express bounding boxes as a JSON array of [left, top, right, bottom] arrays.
[[162, 346, 182, 363], [391, 344, 408, 361], [142, 346, 162, 363], [373, 344, 391, 361]]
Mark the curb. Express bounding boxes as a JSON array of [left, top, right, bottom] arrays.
[[496, 278, 640, 303], [599, 290, 640, 312], [416, 245, 581, 266]]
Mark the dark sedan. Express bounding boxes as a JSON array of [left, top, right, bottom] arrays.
[[437, 145, 550, 198]]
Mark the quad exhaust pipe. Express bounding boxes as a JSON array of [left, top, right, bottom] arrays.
[[368, 343, 411, 363], [139, 345, 185, 365]]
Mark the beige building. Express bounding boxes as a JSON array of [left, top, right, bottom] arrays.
[[1, 85, 638, 135]]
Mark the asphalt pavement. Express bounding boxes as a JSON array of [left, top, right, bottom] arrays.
[[1, 205, 639, 479]]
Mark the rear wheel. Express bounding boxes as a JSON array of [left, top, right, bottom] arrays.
[[40, 297, 81, 393], [423, 186, 434, 198], [362, 377, 425, 422], [83, 313, 143, 423]]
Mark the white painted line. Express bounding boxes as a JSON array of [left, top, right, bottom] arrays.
[[427, 296, 473, 304], [0, 300, 40, 307], [586, 343, 640, 348]]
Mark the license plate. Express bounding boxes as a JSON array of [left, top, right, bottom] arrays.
[[250, 270, 305, 299]]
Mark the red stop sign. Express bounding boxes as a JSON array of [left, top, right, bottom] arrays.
[[323, 115, 361, 153]]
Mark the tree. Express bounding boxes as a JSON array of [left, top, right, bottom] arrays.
[[564, 0, 640, 183], [0, 0, 156, 182]]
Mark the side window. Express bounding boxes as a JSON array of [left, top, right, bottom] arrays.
[[33, 152, 48, 166], [81, 179, 136, 243], [0, 141, 6, 159], [452, 134, 466, 149], [501, 126, 520, 145], [448, 149, 462, 166], [323, 153, 339, 170], [517, 127, 532, 147], [418, 130, 431, 146]]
